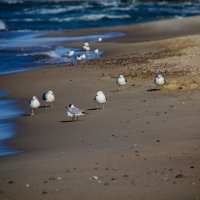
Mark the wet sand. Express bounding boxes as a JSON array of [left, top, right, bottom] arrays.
[[0, 16, 200, 200]]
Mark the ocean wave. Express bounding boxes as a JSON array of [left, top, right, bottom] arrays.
[[0, 20, 7, 31], [51, 14, 131, 22], [9, 18, 42, 22], [23, 51, 61, 58], [23, 5, 93, 15], [98, 0, 120, 7], [25, 8, 68, 15], [1, 0, 23, 4]]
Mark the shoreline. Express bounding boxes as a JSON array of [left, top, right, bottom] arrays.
[[0, 16, 200, 199]]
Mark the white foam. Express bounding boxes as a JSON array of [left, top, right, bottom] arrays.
[[2, 0, 23, 4], [0, 20, 6, 31], [25, 8, 68, 15], [24, 51, 61, 58], [50, 14, 130, 22], [23, 4, 90, 15]]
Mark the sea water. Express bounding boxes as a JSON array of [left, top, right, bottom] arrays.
[[1, 0, 200, 31], [0, 91, 23, 156]]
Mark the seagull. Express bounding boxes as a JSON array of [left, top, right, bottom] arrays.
[[117, 75, 127, 90], [94, 91, 107, 110], [29, 96, 40, 116], [42, 90, 55, 107], [83, 42, 90, 52], [94, 49, 99, 54], [76, 54, 82, 61], [67, 104, 85, 121], [98, 37, 102, 42], [66, 50, 74, 57], [84, 42, 89, 47], [154, 73, 166, 86], [81, 53, 86, 60], [84, 46, 90, 52]]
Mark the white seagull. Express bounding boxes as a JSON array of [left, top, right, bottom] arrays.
[[29, 96, 40, 116], [84, 42, 89, 47], [42, 90, 55, 107], [94, 91, 107, 110], [76, 54, 82, 61], [84, 46, 90, 52], [154, 73, 166, 86], [98, 37, 102, 42], [67, 104, 85, 121], [117, 75, 127, 90], [81, 53, 86, 60], [83, 42, 90, 52], [66, 50, 74, 57], [94, 49, 99, 54]]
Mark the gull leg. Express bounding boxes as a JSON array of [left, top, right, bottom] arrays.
[[102, 104, 105, 109], [46, 103, 47, 108], [96, 105, 98, 110], [31, 109, 34, 116]]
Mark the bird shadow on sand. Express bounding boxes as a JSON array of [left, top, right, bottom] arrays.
[[110, 89, 119, 92], [39, 105, 50, 108], [147, 88, 160, 92], [87, 107, 102, 111], [60, 120, 74, 123]]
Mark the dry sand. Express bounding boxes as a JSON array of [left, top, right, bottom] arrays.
[[0, 16, 200, 200]]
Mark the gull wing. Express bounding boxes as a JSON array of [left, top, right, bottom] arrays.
[[68, 107, 85, 116]]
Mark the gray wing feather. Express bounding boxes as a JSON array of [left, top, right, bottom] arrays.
[[68, 107, 84, 115]]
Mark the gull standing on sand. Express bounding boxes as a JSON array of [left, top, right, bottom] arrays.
[[154, 73, 166, 86], [66, 50, 74, 57], [117, 74, 127, 90], [94, 91, 107, 110], [42, 90, 55, 107], [29, 96, 40, 116], [67, 104, 85, 121]]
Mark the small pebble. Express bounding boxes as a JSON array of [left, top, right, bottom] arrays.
[[175, 174, 183, 178], [8, 181, 14, 184], [42, 191, 47, 195], [90, 176, 98, 180]]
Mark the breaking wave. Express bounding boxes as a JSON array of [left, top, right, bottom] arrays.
[[24, 51, 61, 58], [50, 14, 131, 22], [0, 20, 6, 31]]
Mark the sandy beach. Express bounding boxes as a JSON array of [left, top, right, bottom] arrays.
[[0, 16, 200, 200]]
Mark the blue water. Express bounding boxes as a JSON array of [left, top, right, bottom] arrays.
[[0, 31, 124, 75], [0, 91, 23, 156], [1, 0, 200, 31]]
